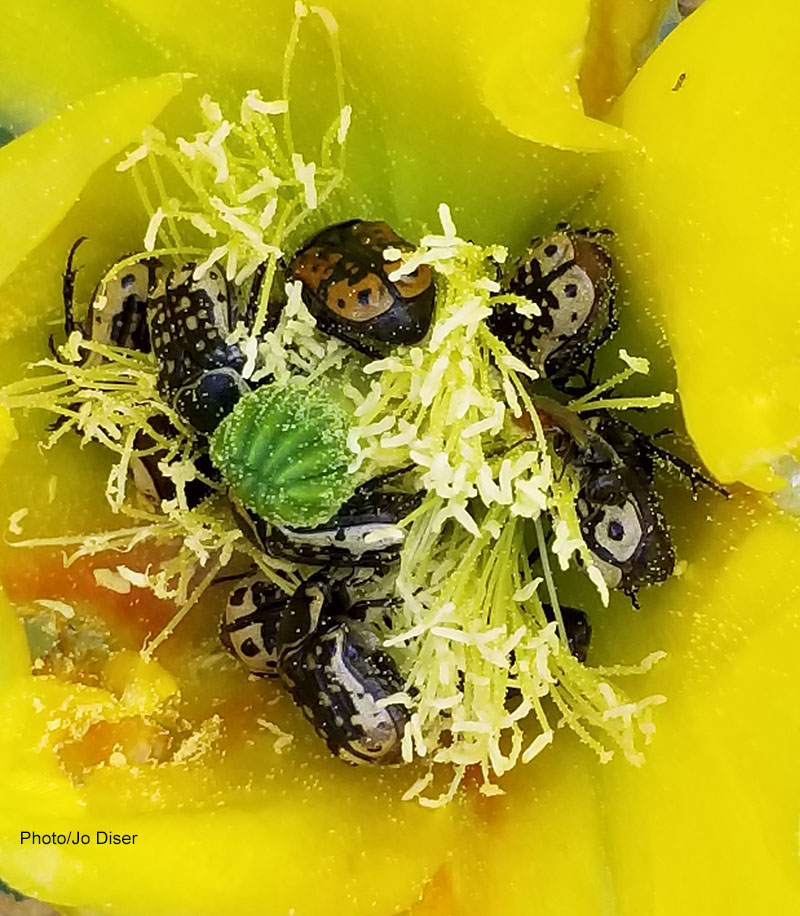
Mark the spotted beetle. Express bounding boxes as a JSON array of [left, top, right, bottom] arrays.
[[220, 570, 409, 765], [147, 264, 250, 435], [488, 225, 616, 387], [220, 573, 286, 677], [531, 394, 727, 604], [533, 398, 675, 603], [575, 412, 727, 602], [288, 220, 436, 356], [59, 238, 158, 367], [277, 571, 409, 764], [128, 419, 219, 511], [542, 604, 592, 663], [234, 475, 422, 570], [60, 242, 259, 436], [574, 467, 674, 604]]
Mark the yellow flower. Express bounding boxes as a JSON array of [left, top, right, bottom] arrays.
[[2, 1, 800, 914]]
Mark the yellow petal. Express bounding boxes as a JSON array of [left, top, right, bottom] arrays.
[[110, 0, 629, 152], [449, 741, 608, 915], [592, 493, 800, 913], [474, 0, 632, 151], [106, 0, 294, 87], [596, 0, 800, 487], [0, 410, 28, 689], [0, 0, 167, 129], [0, 73, 185, 293], [581, 0, 673, 116], [0, 652, 457, 914]]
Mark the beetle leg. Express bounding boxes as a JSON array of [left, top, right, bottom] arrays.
[[348, 596, 401, 622], [585, 350, 599, 384], [552, 436, 581, 483], [541, 603, 592, 663], [591, 294, 619, 351], [482, 435, 536, 465], [552, 365, 595, 397], [51, 237, 89, 362], [211, 567, 258, 587], [613, 420, 726, 497], [622, 583, 641, 609], [581, 226, 616, 240]]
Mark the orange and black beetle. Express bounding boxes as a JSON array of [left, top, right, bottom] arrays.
[[288, 220, 436, 355]]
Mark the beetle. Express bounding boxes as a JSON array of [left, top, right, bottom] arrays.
[[574, 470, 674, 605], [288, 220, 436, 356], [220, 573, 286, 677], [128, 419, 218, 511], [278, 571, 409, 764], [541, 604, 592, 664], [537, 399, 726, 604], [233, 475, 423, 569], [220, 570, 409, 765], [533, 398, 676, 604], [574, 412, 726, 602], [263, 487, 422, 568], [568, 430, 674, 604], [488, 224, 616, 388], [60, 241, 261, 436], [58, 238, 158, 366], [147, 264, 250, 434]]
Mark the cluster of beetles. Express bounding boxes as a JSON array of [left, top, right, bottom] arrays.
[[57, 218, 722, 766]]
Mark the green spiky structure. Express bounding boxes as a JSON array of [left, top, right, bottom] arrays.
[[210, 384, 355, 528]]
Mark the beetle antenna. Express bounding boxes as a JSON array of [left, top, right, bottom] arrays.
[[353, 463, 419, 495], [245, 260, 269, 328], [62, 236, 88, 337], [645, 438, 728, 497]]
